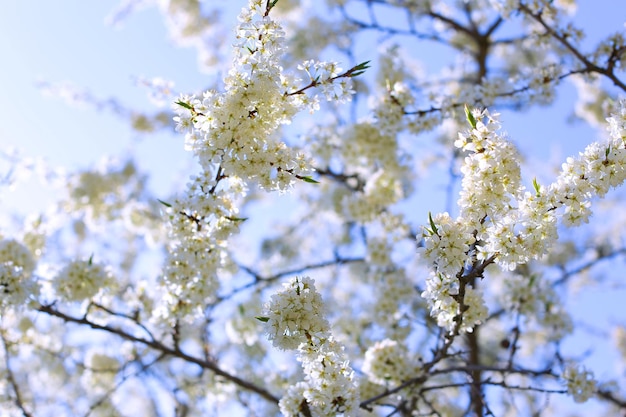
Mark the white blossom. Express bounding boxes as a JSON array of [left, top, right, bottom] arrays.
[[54, 259, 111, 302], [265, 276, 359, 416], [0, 239, 38, 308], [562, 363, 597, 403], [362, 339, 418, 386], [421, 101, 626, 333], [265, 276, 330, 350]]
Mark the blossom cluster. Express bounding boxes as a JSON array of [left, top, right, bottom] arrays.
[[159, 172, 245, 321], [264, 276, 360, 416], [65, 160, 154, 230], [298, 60, 355, 104], [562, 363, 597, 403], [420, 270, 489, 333], [500, 274, 573, 341], [455, 110, 523, 232], [362, 338, 419, 386], [172, 0, 355, 191], [420, 101, 626, 333], [152, 0, 226, 70], [0, 239, 38, 309], [265, 276, 330, 350], [338, 126, 411, 224], [81, 350, 120, 394], [54, 259, 112, 302], [280, 338, 359, 417], [369, 269, 414, 334], [420, 212, 475, 276]]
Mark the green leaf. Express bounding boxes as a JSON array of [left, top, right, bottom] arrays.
[[88, 254, 94, 265], [175, 100, 193, 110], [226, 216, 248, 222], [428, 212, 438, 236], [465, 104, 477, 129], [532, 178, 541, 196], [300, 176, 320, 184], [158, 199, 172, 208], [255, 316, 270, 322], [354, 60, 371, 71], [349, 60, 371, 77]]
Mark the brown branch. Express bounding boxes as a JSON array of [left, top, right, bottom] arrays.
[[466, 327, 484, 416], [36, 303, 280, 405], [84, 352, 167, 417], [554, 247, 626, 286], [519, 3, 626, 92], [1, 332, 34, 417], [224, 256, 365, 299], [597, 389, 626, 411], [361, 253, 497, 410], [286, 61, 369, 97]]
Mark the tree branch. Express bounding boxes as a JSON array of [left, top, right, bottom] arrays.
[[36, 303, 280, 405]]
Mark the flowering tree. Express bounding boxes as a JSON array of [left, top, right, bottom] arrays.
[[2, 0, 626, 416]]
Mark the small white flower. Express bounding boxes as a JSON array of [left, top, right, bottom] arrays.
[[562, 364, 597, 403], [54, 259, 111, 302]]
